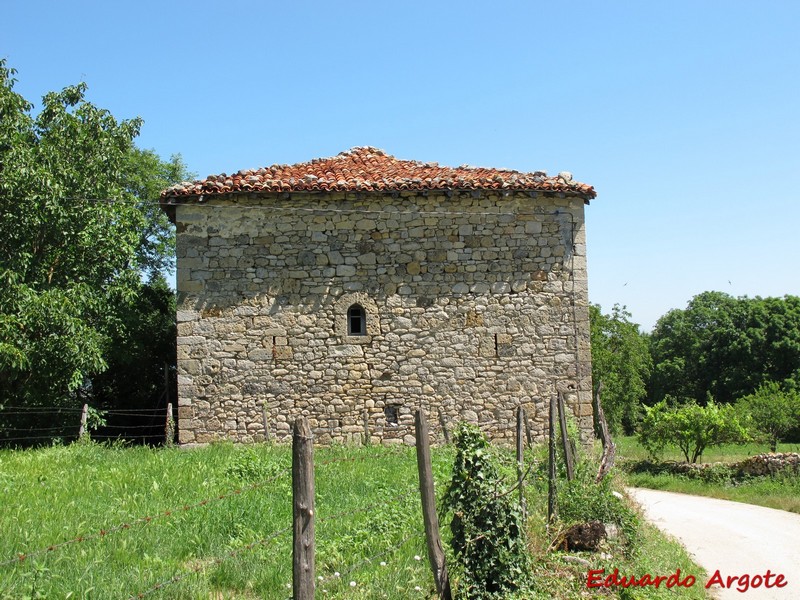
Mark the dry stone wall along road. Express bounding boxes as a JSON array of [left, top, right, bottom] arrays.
[[627, 488, 800, 600]]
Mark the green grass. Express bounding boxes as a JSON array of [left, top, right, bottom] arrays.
[[0, 441, 437, 599], [618, 436, 800, 514], [0, 439, 713, 599]]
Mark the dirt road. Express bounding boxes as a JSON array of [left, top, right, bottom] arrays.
[[627, 488, 800, 599]]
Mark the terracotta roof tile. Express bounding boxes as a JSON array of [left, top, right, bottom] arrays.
[[160, 146, 596, 199]]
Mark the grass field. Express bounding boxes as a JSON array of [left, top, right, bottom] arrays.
[[0, 439, 713, 599], [0, 442, 436, 599], [618, 436, 800, 514]]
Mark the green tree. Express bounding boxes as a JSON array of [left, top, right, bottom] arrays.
[[639, 398, 749, 463], [590, 304, 652, 435], [89, 274, 177, 442], [736, 382, 800, 452], [0, 61, 188, 439], [649, 292, 800, 405], [123, 148, 190, 280]]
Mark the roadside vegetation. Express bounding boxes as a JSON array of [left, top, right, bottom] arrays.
[[591, 298, 800, 517], [618, 436, 800, 515]]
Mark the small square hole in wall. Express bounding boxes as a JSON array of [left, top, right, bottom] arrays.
[[384, 405, 399, 426]]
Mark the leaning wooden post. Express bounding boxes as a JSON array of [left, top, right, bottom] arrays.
[[165, 403, 175, 447], [414, 410, 452, 600], [547, 395, 557, 529], [594, 383, 617, 483], [557, 392, 575, 481], [78, 403, 89, 440], [292, 417, 315, 600], [516, 406, 527, 521]]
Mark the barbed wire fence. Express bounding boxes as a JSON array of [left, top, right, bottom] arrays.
[[1, 401, 553, 598], [0, 420, 456, 598], [1, 399, 538, 448], [0, 403, 177, 446]]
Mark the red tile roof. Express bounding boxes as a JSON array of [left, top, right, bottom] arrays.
[[160, 146, 596, 200]]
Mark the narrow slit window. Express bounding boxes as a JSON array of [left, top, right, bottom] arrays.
[[348, 304, 366, 336], [384, 405, 399, 426]]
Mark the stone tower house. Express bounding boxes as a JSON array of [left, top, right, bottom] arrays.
[[161, 147, 596, 445]]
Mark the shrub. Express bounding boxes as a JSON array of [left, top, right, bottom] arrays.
[[736, 382, 800, 452], [223, 446, 285, 481], [557, 460, 639, 551], [639, 398, 749, 463]]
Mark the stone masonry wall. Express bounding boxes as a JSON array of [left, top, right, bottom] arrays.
[[175, 190, 593, 445]]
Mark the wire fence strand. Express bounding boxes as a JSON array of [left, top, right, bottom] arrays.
[[0, 468, 291, 567], [128, 524, 293, 599]]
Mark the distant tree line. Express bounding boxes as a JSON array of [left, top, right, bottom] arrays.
[[591, 292, 800, 456], [649, 291, 800, 405], [0, 61, 190, 445]]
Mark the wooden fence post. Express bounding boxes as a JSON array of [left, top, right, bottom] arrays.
[[78, 403, 89, 440], [557, 392, 575, 481], [524, 408, 534, 448], [414, 410, 452, 600], [165, 403, 175, 447], [292, 417, 315, 599], [547, 395, 557, 528], [438, 409, 450, 444], [516, 406, 527, 521], [363, 409, 371, 446], [262, 405, 271, 443]]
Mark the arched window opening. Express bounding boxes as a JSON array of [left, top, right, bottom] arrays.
[[348, 304, 366, 336]]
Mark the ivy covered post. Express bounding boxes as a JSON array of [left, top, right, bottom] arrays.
[[444, 422, 528, 598]]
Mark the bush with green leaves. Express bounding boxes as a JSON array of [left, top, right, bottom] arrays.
[[639, 398, 749, 463], [223, 445, 287, 481], [443, 423, 528, 599], [557, 460, 639, 551], [736, 381, 800, 452]]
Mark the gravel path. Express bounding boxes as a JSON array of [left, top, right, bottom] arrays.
[[627, 488, 800, 599]]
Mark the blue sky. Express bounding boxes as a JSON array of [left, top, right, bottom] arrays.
[[5, 0, 799, 330]]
